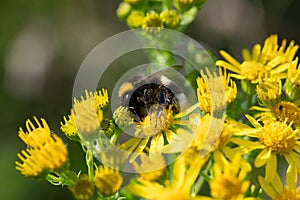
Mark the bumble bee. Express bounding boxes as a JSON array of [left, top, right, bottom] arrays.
[[117, 65, 191, 122]]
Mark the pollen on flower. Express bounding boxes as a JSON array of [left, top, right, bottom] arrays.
[[94, 166, 123, 196], [136, 105, 173, 137], [259, 121, 296, 154], [142, 12, 163, 34], [240, 61, 267, 81]]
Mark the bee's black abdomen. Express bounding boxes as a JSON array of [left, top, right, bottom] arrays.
[[128, 83, 180, 121]]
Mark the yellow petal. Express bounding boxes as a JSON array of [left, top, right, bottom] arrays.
[[215, 60, 241, 74], [258, 176, 276, 198], [251, 44, 261, 61], [285, 152, 300, 173], [287, 164, 297, 190], [254, 148, 271, 167], [245, 114, 262, 128], [242, 49, 251, 61], [270, 173, 284, 194], [219, 50, 241, 67], [265, 153, 277, 182]]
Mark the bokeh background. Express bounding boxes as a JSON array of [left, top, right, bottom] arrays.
[[1, 0, 300, 199]]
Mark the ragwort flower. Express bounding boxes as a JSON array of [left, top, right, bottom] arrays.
[[251, 100, 300, 128], [142, 12, 164, 34], [94, 166, 123, 196], [207, 153, 254, 200], [62, 89, 109, 137], [216, 34, 299, 83], [259, 164, 300, 200], [285, 57, 300, 102], [16, 117, 68, 177], [230, 115, 300, 181]]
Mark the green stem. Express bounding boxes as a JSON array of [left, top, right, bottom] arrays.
[[192, 158, 212, 196], [86, 149, 95, 179]]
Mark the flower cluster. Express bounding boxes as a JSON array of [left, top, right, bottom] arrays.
[[117, 0, 207, 33], [15, 1, 300, 199]]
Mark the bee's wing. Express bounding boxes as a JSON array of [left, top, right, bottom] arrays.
[[133, 65, 184, 86]]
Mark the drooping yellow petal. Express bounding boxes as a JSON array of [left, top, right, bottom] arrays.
[[265, 153, 277, 181], [258, 176, 276, 198], [270, 173, 284, 194], [286, 164, 297, 190], [254, 148, 271, 167]]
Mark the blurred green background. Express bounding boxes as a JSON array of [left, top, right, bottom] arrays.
[[1, 0, 300, 199]]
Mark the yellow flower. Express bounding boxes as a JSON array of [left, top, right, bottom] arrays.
[[259, 164, 300, 200], [60, 112, 79, 140], [160, 9, 180, 28], [94, 166, 123, 196], [162, 68, 228, 158], [216, 34, 299, 83], [116, 2, 131, 20], [126, 156, 207, 200], [197, 67, 233, 114], [208, 153, 253, 200], [230, 115, 300, 181], [142, 12, 163, 34], [16, 117, 68, 177], [251, 101, 300, 128], [285, 57, 300, 102], [119, 105, 178, 162], [69, 175, 96, 200], [72, 89, 108, 135], [126, 10, 144, 28], [256, 75, 281, 107], [133, 151, 166, 181]]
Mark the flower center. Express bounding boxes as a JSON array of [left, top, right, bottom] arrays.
[[138, 105, 172, 137], [274, 187, 300, 200], [240, 61, 267, 81], [259, 122, 296, 154], [142, 12, 163, 34], [210, 175, 243, 199]]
